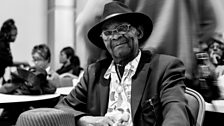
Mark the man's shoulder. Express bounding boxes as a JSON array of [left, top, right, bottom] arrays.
[[142, 50, 180, 62], [154, 54, 184, 69], [158, 54, 179, 61], [143, 51, 183, 66]]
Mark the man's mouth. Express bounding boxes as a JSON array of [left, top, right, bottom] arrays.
[[116, 42, 126, 46], [112, 42, 127, 50], [112, 38, 128, 48]]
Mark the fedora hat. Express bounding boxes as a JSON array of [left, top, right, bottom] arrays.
[[209, 32, 224, 45], [88, 1, 153, 49]]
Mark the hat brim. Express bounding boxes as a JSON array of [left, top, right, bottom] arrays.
[[88, 12, 153, 49]]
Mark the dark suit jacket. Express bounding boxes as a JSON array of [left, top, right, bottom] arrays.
[[56, 50, 194, 126]]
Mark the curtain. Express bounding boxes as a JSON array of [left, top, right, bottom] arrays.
[[76, 0, 224, 80]]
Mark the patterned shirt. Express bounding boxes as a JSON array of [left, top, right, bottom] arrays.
[[104, 51, 141, 126]]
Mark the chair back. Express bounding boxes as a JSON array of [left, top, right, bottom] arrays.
[[185, 87, 205, 126], [59, 73, 78, 87], [15, 108, 75, 126], [59, 73, 78, 79]]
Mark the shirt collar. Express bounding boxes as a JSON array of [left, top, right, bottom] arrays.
[[45, 66, 51, 73], [104, 50, 141, 79]]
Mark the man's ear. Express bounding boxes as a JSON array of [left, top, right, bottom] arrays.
[[136, 26, 144, 39]]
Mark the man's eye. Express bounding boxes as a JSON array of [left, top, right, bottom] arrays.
[[104, 31, 113, 36], [117, 26, 128, 32]]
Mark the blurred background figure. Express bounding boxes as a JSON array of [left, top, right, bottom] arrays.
[[192, 32, 224, 102], [0, 19, 17, 79], [202, 32, 224, 100], [194, 51, 218, 102], [56, 46, 83, 77], [205, 33, 224, 67], [31, 44, 60, 88], [206, 33, 224, 99]]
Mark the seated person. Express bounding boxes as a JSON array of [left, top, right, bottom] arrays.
[[55, 2, 193, 126], [193, 32, 224, 102], [32, 44, 60, 88], [0, 44, 59, 122], [205, 33, 224, 99], [0, 66, 56, 95], [206, 33, 224, 74], [56, 46, 83, 77]]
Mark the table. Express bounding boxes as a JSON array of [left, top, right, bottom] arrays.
[[0, 93, 60, 107], [56, 86, 74, 95], [205, 100, 224, 113], [204, 100, 224, 126], [0, 93, 61, 125]]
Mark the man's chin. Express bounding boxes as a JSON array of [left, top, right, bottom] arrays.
[[113, 50, 131, 59]]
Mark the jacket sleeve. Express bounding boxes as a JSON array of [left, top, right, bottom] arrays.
[[55, 65, 91, 119], [159, 57, 194, 126]]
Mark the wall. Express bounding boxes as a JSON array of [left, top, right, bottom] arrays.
[[48, 0, 76, 70], [0, 0, 87, 70], [0, 0, 48, 65]]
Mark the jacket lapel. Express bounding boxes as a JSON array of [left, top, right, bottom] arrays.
[[131, 51, 152, 119], [99, 65, 110, 115]]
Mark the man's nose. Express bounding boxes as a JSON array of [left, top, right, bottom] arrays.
[[213, 46, 218, 51]]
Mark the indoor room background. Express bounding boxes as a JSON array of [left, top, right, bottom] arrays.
[[0, 0, 86, 70]]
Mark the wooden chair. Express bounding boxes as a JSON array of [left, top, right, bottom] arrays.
[[185, 87, 205, 126]]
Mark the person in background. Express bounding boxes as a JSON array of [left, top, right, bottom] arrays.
[[56, 46, 83, 77], [0, 43, 60, 124], [32, 44, 60, 88], [205, 33, 224, 72], [55, 2, 193, 126], [194, 32, 224, 101], [0, 19, 17, 79], [206, 33, 224, 99]]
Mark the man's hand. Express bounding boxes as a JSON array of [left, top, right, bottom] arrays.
[[216, 65, 224, 77], [77, 116, 116, 126], [210, 52, 221, 65]]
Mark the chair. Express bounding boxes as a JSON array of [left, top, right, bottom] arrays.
[[185, 87, 205, 126], [59, 73, 78, 79], [15, 108, 75, 126], [59, 73, 78, 87], [15, 87, 205, 126]]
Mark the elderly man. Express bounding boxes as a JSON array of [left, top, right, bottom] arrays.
[[56, 1, 193, 126]]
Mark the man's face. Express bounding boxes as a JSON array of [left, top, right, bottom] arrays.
[[208, 41, 224, 58], [101, 21, 139, 63]]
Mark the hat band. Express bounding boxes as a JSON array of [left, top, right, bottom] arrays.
[[105, 13, 122, 20]]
